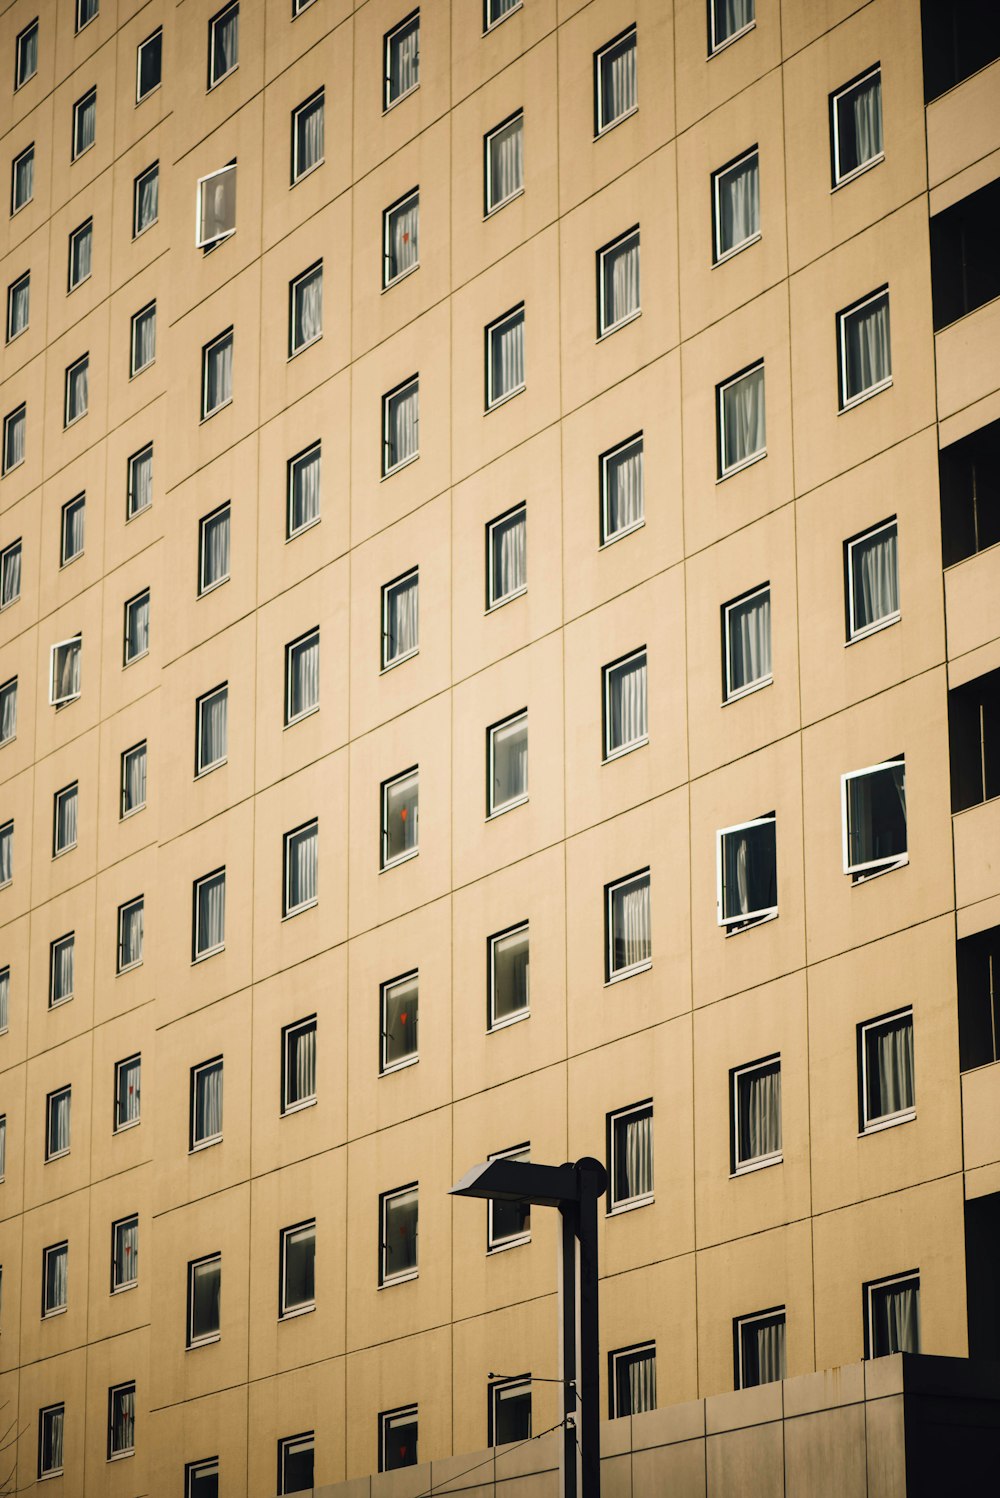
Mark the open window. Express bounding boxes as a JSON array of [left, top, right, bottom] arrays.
[[606, 870, 651, 981], [865, 1272, 919, 1356], [723, 585, 772, 700], [717, 815, 777, 932], [841, 757, 907, 881], [50, 636, 82, 707], [196, 164, 237, 249], [381, 971, 418, 1074], [830, 66, 883, 187], [380, 1184, 418, 1284], [381, 768, 418, 868]]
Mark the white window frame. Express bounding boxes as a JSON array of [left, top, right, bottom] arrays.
[[283, 819, 318, 918], [291, 88, 325, 183], [735, 1306, 786, 1389], [840, 757, 907, 881], [486, 303, 526, 410], [76, 0, 98, 33], [49, 636, 82, 707], [379, 1406, 418, 1473], [595, 25, 638, 136], [488, 921, 530, 1032], [605, 869, 652, 983], [600, 433, 644, 547], [42, 1241, 68, 1316], [289, 261, 323, 357], [38, 1404, 65, 1478], [195, 685, 228, 775], [608, 1100, 654, 1213], [187, 1459, 220, 1495], [0, 1113, 5, 1179], [380, 970, 419, 1075], [865, 1271, 919, 1359], [45, 1085, 71, 1161], [208, 1, 239, 89], [859, 1008, 915, 1134], [285, 627, 320, 725], [282, 1015, 317, 1114], [136, 28, 162, 104], [201, 327, 234, 418], [597, 227, 641, 337], [831, 65, 884, 188], [384, 12, 420, 111], [486, 1143, 531, 1253], [11, 145, 34, 214], [609, 1342, 656, 1418], [111, 1215, 139, 1292], [381, 568, 419, 671], [190, 1057, 223, 1150], [723, 584, 772, 701], [287, 441, 321, 539], [127, 443, 153, 520], [603, 647, 648, 761], [60, 494, 85, 566], [64, 353, 89, 427], [187, 1253, 222, 1346], [382, 376, 420, 477], [278, 1433, 315, 1493], [108, 1381, 136, 1460], [123, 588, 150, 666], [53, 782, 78, 857], [132, 162, 158, 238], [717, 361, 766, 477], [487, 709, 528, 816], [716, 815, 778, 932], [484, 0, 521, 32], [712, 146, 761, 264], [196, 167, 237, 250], [383, 187, 420, 289], [114, 1053, 142, 1130], [709, 0, 755, 55], [731, 1055, 782, 1175], [116, 898, 144, 975], [120, 742, 147, 819], [379, 1183, 419, 1285], [198, 502, 231, 596], [6, 271, 30, 342], [292, 0, 318, 15], [15, 20, 38, 91], [72, 87, 97, 162], [845, 518, 900, 642], [838, 288, 892, 411], [0, 539, 21, 607], [381, 767, 419, 870], [0, 678, 16, 747], [0, 819, 11, 888], [3, 404, 26, 472], [0, 963, 9, 1033], [49, 933, 74, 1007], [484, 111, 524, 215], [129, 301, 156, 377], [486, 503, 527, 609], [193, 868, 226, 960], [488, 1375, 532, 1444], [279, 1220, 316, 1319]]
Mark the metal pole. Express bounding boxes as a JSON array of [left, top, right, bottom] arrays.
[[576, 1161, 602, 1498], [558, 1200, 579, 1498]]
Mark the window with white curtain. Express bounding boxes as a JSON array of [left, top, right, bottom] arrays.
[[287, 442, 321, 537], [193, 868, 226, 959], [0, 1114, 5, 1178], [841, 756, 907, 881], [53, 782, 78, 856], [838, 288, 891, 409], [598, 228, 640, 335], [120, 741, 147, 818], [42, 1241, 68, 1316], [284, 820, 318, 916], [285, 628, 320, 724], [0, 964, 9, 1032], [0, 678, 17, 746], [289, 262, 323, 356], [38, 1404, 65, 1478], [282, 1016, 317, 1112], [123, 589, 150, 665], [279, 1220, 316, 1317], [72, 87, 97, 160], [488, 710, 528, 815], [601, 433, 644, 545], [382, 569, 419, 668], [187, 1253, 221, 1345], [610, 1343, 656, 1417], [380, 1184, 418, 1283], [713, 147, 760, 262], [117, 898, 144, 974], [0, 820, 11, 888], [604, 649, 648, 760], [718, 361, 766, 476], [11, 145, 34, 214], [487, 504, 526, 609], [292, 89, 325, 182], [130, 301, 156, 376], [489, 923, 529, 1029], [595, 26, 637, 134], [198, 504, 231, 596], [127, 443, 153, 519], [196, 684, 228, 774], [384, 12, 420, 109], [381, 768, 418, 868], [46, 1085, 72, 1160], [831, 66, 883, 186], [866, 1272, 919, 1357], [112, 1215, 139, 1291], [187, 1459, 220, 1496], [49, 933, 75, 1007], [485, 0, 520, 30], [191, 1058, 223, 1148], [2, 405, 26, 473], [209, 2, 239, 87], [77, 0, 99, 31], [485, 112, 523, 214], [114, 1054, 142, 1130], [717, 815, 777, 932], [381, 971, 418, 1073], [860, 1009, 915, 1132], [732, 1056, 782, 1173], [50, 636, 82, 706], [846, 518, 899, 640], [383, 377, 419, 475], [724, 584, 772, 700], [486, 304, 525, 409], [133, 162, 159, 237], [486, 1143, 531, 1251], [488, 1377, 532, 1445], [710, 0, 755, 54], [379, 1407, 418, 1472], [606, 870, 651, 981], [0, 540, 21, 608], [7, 271, 30, 341], [64, 354, 89, 425], [108, 1383, 135, 1459], [736, 1308, 786, 1388], [608, 1101, 653, 1211], [201, 328, 233, 416], [137, 27, 162, 102], [61, 494, 85, 565], [15, 19, 38, 89], [383, 188, 420, 287]]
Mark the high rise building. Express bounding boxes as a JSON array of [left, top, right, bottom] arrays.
[[0, 0, 998, 1492]]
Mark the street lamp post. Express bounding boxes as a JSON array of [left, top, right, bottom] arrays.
[[450, 1155, 608, 1498]]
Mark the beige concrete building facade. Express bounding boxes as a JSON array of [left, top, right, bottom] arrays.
[[0, 0, 998, 1492]]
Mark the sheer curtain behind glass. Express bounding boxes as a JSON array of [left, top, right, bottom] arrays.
[[133, 306, 155, 370], [115, 1218, 138, 1285], [389, 19, 419, 100], [618, 1349, 656, 1416], [492, 717, 527, 808], [0, 544, 19, 606], [838, 72, 883, 177], [290, 446, 320, 533], [0, 968, 8, 1031], [195, 1062, 223, 1141], [388, 195, 419, 281], [56, 786, 78, 851], [604, 439, 644, 538], [197, 873, 226, 954], [738, 1063, 781, 1162], [63, 499, 85, 562], [600, 33, 637, 126], [727, 589, 771, 693], [42, 1409, 64, 1473], [4, 410, 25, 470], [130, 447, 152, 515], [608, 654, 647, 751], [9, 276, 29, 337], [49, 1090, 71, 1155], [491, 509, 526, 602], [205, 334, 233, 412], [293, 267, 322, 349], [45, 1245, 67, 1311], [386, 575, 418, 662], [0, 824, 11, 886], [722, 365, 765, 469], [120, 901, 143, 969], [717, 152, 759, 255], [19, 24, 38, 81], [852, 524, 898, 632], [288, 633, 319, 719], [112, 1388, 135, 1452], [387, 384, 419, 469], [868, 1014, 914, 1120], [612, 875, 651, 972], [0, 683, 15, 743], [202, 508, 230, 590], [117, 1056, 141, 1125], [136, 166, 158, 231], [742, 1315, 785, 1386], [67, 360, 88, 421], [715, 0, 754, 46], [290, 1023, 316, 1103], [296, 94, 324, 175], [722, 821, 776, 922], [199, 690, 227, 768], [287, 824, 318, 911], [14, 150, 33, 209], [126, 594, 150, 659], [123, 744, 146, 813], [874, 1281, 919, 1354], [602, 234, 640, 330], [52, 937, 74, 1002], [212, 6, 238, 78], [490, 310, 525, 404], [488, 116, 523, 208], [616, 1108, 652, 1202], [843, 294, 891, 401]]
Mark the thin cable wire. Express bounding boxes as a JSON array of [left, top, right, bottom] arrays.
[[410, 1414, 570, 1498]]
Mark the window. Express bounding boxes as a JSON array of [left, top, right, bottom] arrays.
[[379, 1406, 417, 1472], [384, 12, 419, 109], [735, 1308, 786, 1388], [188, 1253, 221, 1345], [136, 28, 162, 102], [111, 1215, 138, 1292], [489, 1376, 531, 1445], [486, 304, 525, 409], [287, 441, 320, 537], [120, 742, 147, 818], [61, 494, 85, 566], [114, 1054, 141, 1129], [198, 504, 230, 596], [859, 1009, 915, 1132], [11, 145, 34, 213], [53, 782, 78, 856], [38, 1404, 64, 1478], [292, 0, 317, 14], [0, 540, 21, 608], [0, 1114, 5, 1178], [939, 419, 1000, 567], [282, 1017, 317, 1113], [838, 289, 891, 409], [958, 925, 1000, 1071], [190, 1058, 223, 1149], [713, 147, 760, 262], [292, 90, 324, 182], [608, 1101, 653, 1211], [485, 112, 523, 215], [72, 87, 97, 160], [133, 162, 159, 237], [846, 519, 899, 641], [108, 1383, 135, 1460], [2, 404, 26, 472], [718, 362, 766, 476], [284, 821, 318, 916], [197, 165, 237, 249], [279, 1221, 316, 1317], [49, 933, 75, 1007], [381, 570, 419, 670], [710, 0, 754, 54], [278, 1433, 314, 1495], [209, 2, 239, 87], [488, 923, 529, 1029], [717, 816, 777, 932], [123, 589, 150, 665], [831, 66, 883, 187], [950, 668, 1000, 815], [289, 262, 323, 357], [609, 1343, 656, 1417], [381, 768, 418, 868], [383, 377, 419, 475], [604, 649, 648, 760], [600, 433, 644, 545], [42, 1241, 68, 1316], [193, 869, 226, 959], [117, 898, 144, 974], [64, 353, 89, 425], [930, 179, 1000, 331], [598, 228, 640, 336], [15, 20, 38, 90], [487, 504, 526, 608], [0, 820, 9, 888], [6, 271, 29, 342], [606, 870, 651, 981], [130, 301, 156, 376], [196, 685, 228, 774], [595, 26, 637, 135], [0, 679, 16, 747], [380, 1184, 418, 1284], [841, 757, 907, 881], [201, 328, 233, 415], [50, 636, 82, 706], [46, 1085, 71, 1160], [383, 188, 419, 286], [381, 971, 418, 1073], [865, 1273, 919, 1357], [127, 444, 153, 519], [77, 0, 98, 31], [732, 1057, 781, 1173], [285, 628, 320, 724], [0, 965, 8, 1032], [485, 0, 520, 29], [488, 710, 528, 815], [486, 1144, 530, 1251], [723, 585, 771, 700], [187, 1459, 219, 1497]]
